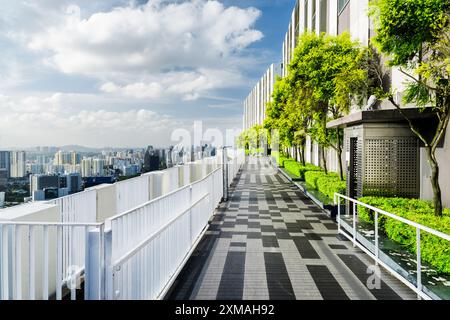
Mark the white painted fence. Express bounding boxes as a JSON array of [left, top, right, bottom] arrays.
[[334, 193, 450, 300], [47, 190, 98, 286], [0, 221, 103, 300], [0, 151, 245, 300], [104, 168, 224, 300], [116, 175, 150, 214]]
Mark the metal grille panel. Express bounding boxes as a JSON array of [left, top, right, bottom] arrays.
[[363, 138, 419, 198]]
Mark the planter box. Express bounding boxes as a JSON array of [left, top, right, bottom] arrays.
[[277, 167, 346, 219]]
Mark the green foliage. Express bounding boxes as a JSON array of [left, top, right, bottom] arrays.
[[284, 160, 322, 180], [369, 0, 450, 66], [358, 197, 450, 274], [368, 0, 450, 216], [279, 156, 290, 167], [304, 171, 345, 201], [264, 32, 368, 178], [316, 176, 347, 201], [238, 125, 267, 152], [305, 171, 328, 189]]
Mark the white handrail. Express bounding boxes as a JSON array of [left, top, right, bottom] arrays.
[[106, 167, 222, 224], [334, 193, 450, 241], [112, 193, 209, 267], [334, 192, 450, 300], [0, 221, 103, 227]]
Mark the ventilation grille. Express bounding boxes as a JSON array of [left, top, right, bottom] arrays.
[[363, 138, 419, 198]]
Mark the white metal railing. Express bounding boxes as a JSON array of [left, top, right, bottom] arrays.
[[104, 167, 224, 300], [47, 190, 98, 284], [0, 152, 243, 300], [116, 175, 150, 214], [334, 193, 450, 300], [48, 189, 97, 223], [0, 221, 103, 300]]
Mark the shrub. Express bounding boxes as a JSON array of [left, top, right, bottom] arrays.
[[305, 171, 327, 189], [274, 152, 290, 167], [358, 197, 450, 275], [316, 176, 346, 200], [304, 171, 345, 201], [284, 161, 322, 179]]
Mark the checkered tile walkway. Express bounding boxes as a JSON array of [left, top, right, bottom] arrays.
[[166, 157, 416, 300]]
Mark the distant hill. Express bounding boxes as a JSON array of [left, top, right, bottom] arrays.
[[58, 145, 103, 153]]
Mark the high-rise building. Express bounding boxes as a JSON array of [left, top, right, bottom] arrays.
[[26, 163, 44, 175], [71, 151, 81, 165], [92, 159, 106, 176], [30, 172, 82, 201], [243, 63, 281, 130], [0, 191, 4, 208], [0, 151, 11, 178], [54, 151, 72, 165], [143, 146, 160, 173], [0, 168, 7, 192], [66, 173, 82, 194], [10, 151, 26, 178], [81, 158, 93, 177]]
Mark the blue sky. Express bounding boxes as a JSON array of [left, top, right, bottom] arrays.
[[0, 0, 295, 148]]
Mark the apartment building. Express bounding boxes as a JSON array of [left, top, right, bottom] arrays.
[[244, 0, 450, 207], [243, 63, 282, 130]]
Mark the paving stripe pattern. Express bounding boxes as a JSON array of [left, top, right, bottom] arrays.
[[166, 157, 416, 300]]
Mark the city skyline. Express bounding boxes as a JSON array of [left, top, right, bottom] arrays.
[[0, 0, 294, 148]]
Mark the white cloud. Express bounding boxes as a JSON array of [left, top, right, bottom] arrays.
[[100, 67, 243, 100], [28, 1, 263, 77], [0, 93, 242, 148], [0, 94, 181, 147], [0, 1, 263, 147]]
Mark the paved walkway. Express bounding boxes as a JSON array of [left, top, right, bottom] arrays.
[[166, 157, 416, 300]]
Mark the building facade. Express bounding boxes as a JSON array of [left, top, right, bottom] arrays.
[[30, 172, 82, 201], [10, 151, 26, 178], [243, 63, 282, 130], [243, 0, 450, 208], [0, 151, 11, 178]]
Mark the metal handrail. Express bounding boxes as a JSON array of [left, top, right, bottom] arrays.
[[106, 167, 221, 224], [334, 193, 450, 300], [334, 193, 450, 241], [0, 221, 103, 227], [112, 193, 209, 267]]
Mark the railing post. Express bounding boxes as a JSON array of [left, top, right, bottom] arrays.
[[85, 226, 103, 300], [222, 147, 228, 202], [352, 202, 356, 247], [189, 185, 193, 244], [0, 225, 9, 300], [375, 211, 379, 265], [416, 227, 422, 299], [336, 194, 341, 233], [104, 228, 113, 300]]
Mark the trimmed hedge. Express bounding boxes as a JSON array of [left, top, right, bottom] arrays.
[[305, 171, 327, 188], [276, 154, 290, 167], [284, 160, 322, 180], [304, 171, 346, 201], [316, 176, 346, 201], [358, 197, 450, 275]]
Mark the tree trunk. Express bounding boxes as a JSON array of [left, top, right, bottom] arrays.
[[336, 128, 344, 181], [300, 143, 306, 166], [321, 147, 328, 175], [426, 146, 443, 216], [337, 148, 344, 181]]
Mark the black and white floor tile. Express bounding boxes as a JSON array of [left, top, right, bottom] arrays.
[[166, 157, 416, 300]]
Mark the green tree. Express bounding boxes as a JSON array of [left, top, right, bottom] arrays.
[[264, 77, 290, 154], [369, 0, 450, 216], [288, 32, 369, 180]]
